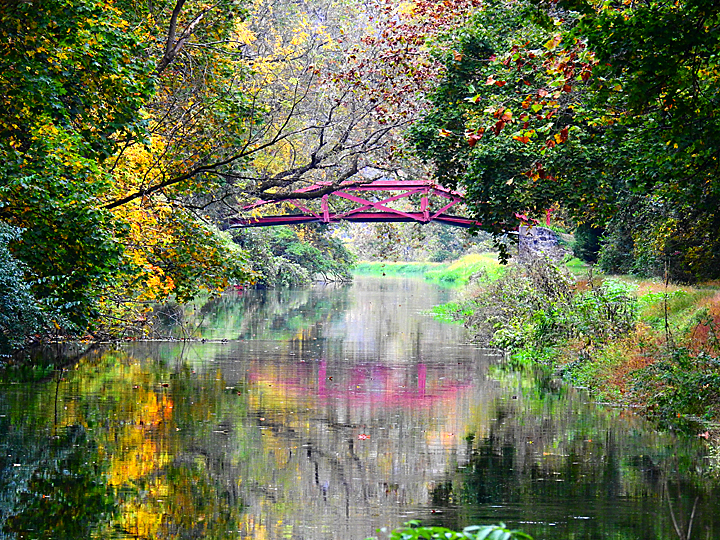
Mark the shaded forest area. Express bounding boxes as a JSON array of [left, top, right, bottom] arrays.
[[2, 0, 720, 353]]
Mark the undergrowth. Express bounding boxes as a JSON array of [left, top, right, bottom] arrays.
[[445, 257, 720, 433]]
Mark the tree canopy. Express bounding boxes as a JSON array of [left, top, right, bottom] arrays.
[[411, 0, 720, 279], [0, 0, 378, 347]]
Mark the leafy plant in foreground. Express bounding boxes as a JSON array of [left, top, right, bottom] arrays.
[[370, 521, 533, 540]]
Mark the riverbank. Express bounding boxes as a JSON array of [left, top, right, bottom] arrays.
[[416, 257, 720, 434], [556, 273, 720, 432]]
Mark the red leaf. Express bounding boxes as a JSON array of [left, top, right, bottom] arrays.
[[466, 128, 484, 146]]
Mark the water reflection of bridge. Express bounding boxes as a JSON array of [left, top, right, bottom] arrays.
[[229, 179, 480, 228], [240, 354, 487, 538]]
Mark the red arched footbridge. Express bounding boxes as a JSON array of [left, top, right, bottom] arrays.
[[229, 179, 480, 228]]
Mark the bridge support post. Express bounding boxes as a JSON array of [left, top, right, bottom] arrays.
[[321, 195, 329, 223]]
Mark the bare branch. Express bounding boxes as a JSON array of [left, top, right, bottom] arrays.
[[155, 0, 210, 75]]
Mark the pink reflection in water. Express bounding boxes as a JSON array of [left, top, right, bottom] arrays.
[[249, 358, 470, 409]]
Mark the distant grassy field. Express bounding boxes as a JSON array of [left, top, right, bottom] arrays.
[[353, 253, 505, 286]]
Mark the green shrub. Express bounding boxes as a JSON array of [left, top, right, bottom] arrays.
[[0, 222, 47, 354], [461, 260, 638, 356], [566, 278, 638, 342], [634, 347, 720, 430], [573, 224, 603, 263], [462, 258, 574, 349], [429, 249, 453, 262]]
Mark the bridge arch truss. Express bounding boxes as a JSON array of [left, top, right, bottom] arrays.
[[229, 179, 479, 228]]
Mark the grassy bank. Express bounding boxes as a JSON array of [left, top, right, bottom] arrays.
[[438, 258, 720, 433], [354, 253, 504, 286]]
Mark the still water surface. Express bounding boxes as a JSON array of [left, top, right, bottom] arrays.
[[1, 277, 719, 539]]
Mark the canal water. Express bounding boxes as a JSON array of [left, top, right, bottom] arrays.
[[1, 277, 718, 539]]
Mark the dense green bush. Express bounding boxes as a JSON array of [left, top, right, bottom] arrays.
[[233, 224, 355, 287], [0, 222, 47, 353], [573, 224, 603, 263], [461, 259, 573, 350]]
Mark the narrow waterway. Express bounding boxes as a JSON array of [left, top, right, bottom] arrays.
[[1, 277, 718, 539]]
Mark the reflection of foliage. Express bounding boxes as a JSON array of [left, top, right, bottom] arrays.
[[453, 368, 719, 540], [115, 460, 245, 540], [0, 348, 253, 539], [3, 426, 116, 540], [88, 358, 250, 539], [152, 284, 351, 340]]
